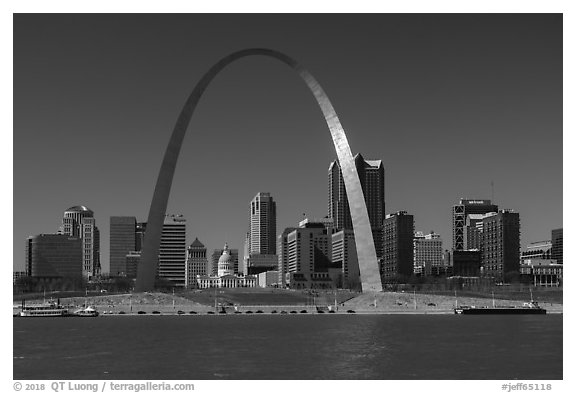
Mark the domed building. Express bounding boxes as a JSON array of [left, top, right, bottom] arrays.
[[217, 243, 235, 276], [195, 242, 257, 289]]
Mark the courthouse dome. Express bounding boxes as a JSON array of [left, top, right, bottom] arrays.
[[65, 205, 93, 213], [217, 243, 234, 277]]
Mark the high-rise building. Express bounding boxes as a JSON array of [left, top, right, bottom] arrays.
[[277, 227, 296, 287], [551, 228, 563, 264], [185, 238, 208, 288], [286, 221, 335, 275], [381, 211, 414, 283], [452, 199, 498, 250], [109, 216, 137, 277], [158, 215, 187, 287], [59, 206, 100, 279], [249, 192, 277, 255], [332, 229, 359, 290], [413, 231, 443, 276], [328, 153, 385, 256], [26, 234, 82, 278], [481, 210, 520, 281]]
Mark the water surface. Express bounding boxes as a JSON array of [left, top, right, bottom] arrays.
[[13, 314, 562, 380]]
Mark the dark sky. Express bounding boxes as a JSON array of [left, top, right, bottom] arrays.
[[13, 14, 562, 273]]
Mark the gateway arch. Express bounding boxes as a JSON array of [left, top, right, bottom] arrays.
[[135, 48, 383, 293]]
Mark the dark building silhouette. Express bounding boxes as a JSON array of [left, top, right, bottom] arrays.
[[328, 154, 385, 257], [26, 234, 82, 278], [452, 199, 498, 251], [452, 250, 482, 276], [110, 216, 137, 277], [158, 215, 187, 287], [381, 211, 414, 283], [481, 210, 520, 281], [551, 228, 563, 264]]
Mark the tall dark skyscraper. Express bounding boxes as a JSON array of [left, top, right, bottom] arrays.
[[109, 216, 137, 277], [328, 153, 385, 257], [381, 211, 414, 283], [158, 215, 187, 287], [551, 228, 563, 264], [59, 205, 100, 279], [249, 192, 277, 255], [452, 199, 499, 251], [329, 154, 385, 230], [481, 210, 520, 281]]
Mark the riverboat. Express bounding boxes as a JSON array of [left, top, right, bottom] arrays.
[[19, 299, 71, 317]]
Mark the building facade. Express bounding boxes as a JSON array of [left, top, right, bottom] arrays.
[[481, 210, 520, 281], [185, 238, 209, 288], [452, 199, 498, 251], [381, 211, 414, 283], [413, 231, 443, 276], [109, 216, 137, 277], [59, 205, 100, 279], [332, 229, 359, 290], [520, 259, 562, 287], [249, 192, 277, 255], [286, 222, 334, 276], [328, 154, 385, 257], [26, 234, 82, 278], [551, 228, 563, 264], [158, 215, 187, 287], [521, 240, 552, 262], [277, 227, 296, 287]]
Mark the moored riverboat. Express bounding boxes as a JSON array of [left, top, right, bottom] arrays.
[[19, 299, 72, 317]]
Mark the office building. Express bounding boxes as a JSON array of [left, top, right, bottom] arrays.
[[452, 199, 498, 250], [249, 192, 277, 255], [551, 228, 563, 264], [332, 229, 359, 289], [26, 234, 82, 278], [381, 211, 414, 283], [277, 227, 296, 287], [413, 231, 443, 276], [110, 216, 137, 277], [286, 221, 335, 275], [59, 205, 100, 278], [158, 214, 187, 287], [329, 154, 385, 257], [185, 238, 209, 288], [482, 210, 520, 281]]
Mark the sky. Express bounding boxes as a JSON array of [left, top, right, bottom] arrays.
[[13, 13, 563, 273]]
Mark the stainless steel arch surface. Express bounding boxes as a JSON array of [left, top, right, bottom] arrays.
[[135, 48, 382, 292]]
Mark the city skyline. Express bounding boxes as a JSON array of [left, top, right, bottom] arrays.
[[13, 14, 562, 274]]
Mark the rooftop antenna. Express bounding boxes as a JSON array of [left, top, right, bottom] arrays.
[[491, 180, 495, 202]]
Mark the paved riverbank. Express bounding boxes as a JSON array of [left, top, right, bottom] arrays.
[[14, 291, 562, 315]]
